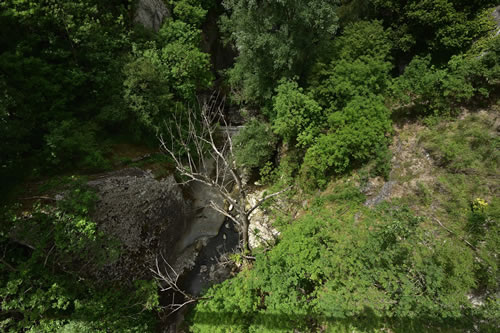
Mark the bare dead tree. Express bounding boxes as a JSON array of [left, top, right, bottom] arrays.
[[150, 254, 198, 315], [159, 94, 290, 253]]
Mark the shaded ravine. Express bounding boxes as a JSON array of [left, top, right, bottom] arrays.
[[179, 220, 239, 296], [160, 219, 239, 332]]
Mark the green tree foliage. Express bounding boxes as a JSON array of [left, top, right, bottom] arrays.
[[369, 0, 497, 60], [391, 55, 448, 112], [0, 180, 158, 332], [313, 55, 392, 111], [0, 0, 132, 179], [290, 21, 393, 187], [1, 0, 499, 331], [219, 0, 339, 103], [333, 18, 393, 60], [234, 118, 277, 169], [124, 19, 212, 136], [301, 95, 391, 187], [272, 80, 324, 148], [392, 35, 500, 115], [188, 188, 496, 332], [155, 19, 213, 100], [170, 0, 209, 26], [0, 0, 213, 186], [44, 120, 108, 171], [310, 20, 392, 110]]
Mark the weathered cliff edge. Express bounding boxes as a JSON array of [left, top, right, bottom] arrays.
[[88, 168, 188, 281]]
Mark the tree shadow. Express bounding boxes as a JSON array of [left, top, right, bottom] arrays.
[[186, 307, 488, 332]]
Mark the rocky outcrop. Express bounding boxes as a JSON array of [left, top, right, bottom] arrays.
[[87, 168, 187, 281], [364, 180, 396, 207], [493, 6, 500, 36], [134, 0, 170, 32], [247, 189, 280, 249]]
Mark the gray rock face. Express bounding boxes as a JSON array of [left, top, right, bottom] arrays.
[[134, 0, 170, 32], [88, 168, 187, 281], [364, 180, 396, 207], [493, 6, 500, 36], [176, 158, 226, 252], [176, 179, 225, 252]]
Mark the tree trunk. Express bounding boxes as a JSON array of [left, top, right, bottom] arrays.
[[241, 213, 250, 253]]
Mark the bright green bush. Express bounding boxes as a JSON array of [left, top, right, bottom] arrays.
[[300, 95, 392, 188], [391, 55, 449, 113], [333, 19, 393, 61], [313, 56, 393, 111], [124, 19, 212, 136], [171, 0, 208, 26], [156, 20, 213, 100], [272, 80, 324, 148], [288, 21, 394, 187], [310, 20, 393, 111]]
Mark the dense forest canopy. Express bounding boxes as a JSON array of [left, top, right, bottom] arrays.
[[1, 0, 499, 332]]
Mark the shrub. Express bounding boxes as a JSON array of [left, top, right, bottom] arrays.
[[300, 95, 392, 188], [124, 20, 212, 135], [333, 20, 392, 61], [313, 56, 393, 112], [272, 80, 324, 147], [310, 21, 393, 111], [391, 55, 449, 113], [392, 36, 500, 114]]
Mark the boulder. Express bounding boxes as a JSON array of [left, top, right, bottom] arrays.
[[493, 6, 500, 36], [87, 168, 187, 281], [134, 0, 170, 32]]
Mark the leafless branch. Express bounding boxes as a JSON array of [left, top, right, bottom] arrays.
[[209, 200, 240, 226], [432, 217, 477, 251], [44, 244, 56, 267], [247, 186, 293, 217], [20, 196, 57, 201], [150, 254, 198, 315], [0, 258, 17, 272]]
